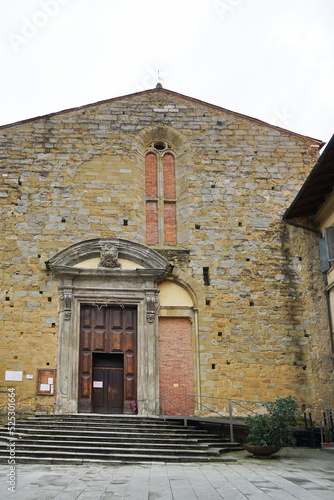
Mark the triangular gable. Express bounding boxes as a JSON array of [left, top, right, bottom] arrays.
[[0, 86, 324, 145]]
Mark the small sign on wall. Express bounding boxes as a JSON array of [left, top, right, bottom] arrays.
[[37, 369, 56, 395], [5, 371, 23, 381]]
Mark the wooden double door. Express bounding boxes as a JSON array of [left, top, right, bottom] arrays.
[[78, 305, 137, 414]]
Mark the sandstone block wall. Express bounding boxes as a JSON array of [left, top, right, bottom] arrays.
[[0, 87, 332, 415]]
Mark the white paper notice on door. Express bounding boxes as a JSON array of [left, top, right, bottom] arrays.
[[93, 381, 103, 388], [40, 384, 50, 391]]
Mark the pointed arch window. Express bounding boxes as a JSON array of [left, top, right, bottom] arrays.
[[145, 142, 177, 245]]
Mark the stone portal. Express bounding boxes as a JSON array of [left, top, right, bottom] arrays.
[[46, 238, 172, 416]]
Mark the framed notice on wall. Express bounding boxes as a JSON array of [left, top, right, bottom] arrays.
[[37, 369, 56, 395], [5, 370, 23, 381]]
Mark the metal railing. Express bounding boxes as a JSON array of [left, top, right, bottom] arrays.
[[160, 393, 268, 441], [160, 393, 334, 443], [312, 411, 334, 445]]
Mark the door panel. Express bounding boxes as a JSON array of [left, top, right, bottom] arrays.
[[124, 376, 135, 400], [110, 330, 122, 351], [92, 368, 106, 412], [92, 353, 124, 413], [109, 368, 124, 413], [125, 353, 135, 375], [81, 373, 91, 400], [81, 352, 91, 373], [91, 308, 107, 352], [92, 368, 124, 413], [78, 305, 136, 413]]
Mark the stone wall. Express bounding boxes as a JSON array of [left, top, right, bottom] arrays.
[[0, 87, 332, 414]]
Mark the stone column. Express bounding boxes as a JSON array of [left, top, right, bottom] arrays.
[[55, 279, 78, 413], [137, 288, 160, 416]]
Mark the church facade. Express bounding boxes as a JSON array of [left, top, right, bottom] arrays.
[[1, 86, 333, 417]]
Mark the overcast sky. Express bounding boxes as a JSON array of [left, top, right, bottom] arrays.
[[1, 0, 333, 145]]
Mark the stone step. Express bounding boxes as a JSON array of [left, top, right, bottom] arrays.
[[0, 423, 232, 440], [0, 442, 215, 456], [9, 421, 207, 431], [24, 415, 195, 427], [27, 437, 237, 448], [0, 438, 212, 451], [5, 426, 205, 434], [0, 432, 235, 449], [0, 453, 237, 464], [0, 431, 199, 443], [24, 416, 183, 425], [24, 417, 180, 425], [0, 433, 238, 452], [15, 416, 212, 433], [0, 414, 242, 464], [0, 427, 212, 440], [32, 414, 163, 419]]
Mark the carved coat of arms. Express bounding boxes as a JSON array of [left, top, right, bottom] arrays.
[[98, 245, 121, 269]]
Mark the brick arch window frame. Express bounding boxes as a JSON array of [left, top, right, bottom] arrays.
[[145, 147, 177, 245]]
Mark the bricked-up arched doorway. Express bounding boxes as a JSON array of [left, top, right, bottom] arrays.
[[159, 317, 194, 415], [46, 238, 172, 416], [157, 280, 199, 416]]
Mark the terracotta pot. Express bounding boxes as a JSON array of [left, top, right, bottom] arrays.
[[243, 443, 280, 458], [322, 443, 331, 448]]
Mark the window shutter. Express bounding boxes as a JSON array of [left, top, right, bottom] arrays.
[[325, 227, 334, 261], [320, 227, 334, 272], [319, 237, 330, 272]]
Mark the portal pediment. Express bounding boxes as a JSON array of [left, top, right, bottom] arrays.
[[46, 238, 171, 271]]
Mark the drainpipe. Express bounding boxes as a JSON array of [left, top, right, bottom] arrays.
[[325, 286, 334, 355], [194, 308, 201, 413]]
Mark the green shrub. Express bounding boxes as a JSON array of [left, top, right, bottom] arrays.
[[245, 396, 298, 448]]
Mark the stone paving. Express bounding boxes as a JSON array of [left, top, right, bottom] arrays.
[[0, 448, 333, 500]]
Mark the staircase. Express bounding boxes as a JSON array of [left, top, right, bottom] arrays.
[[0, 414, 242, 464]]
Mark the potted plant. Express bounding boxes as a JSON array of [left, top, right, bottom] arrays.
[[322, 426, 332, 448], [244, 396, 298, 457]]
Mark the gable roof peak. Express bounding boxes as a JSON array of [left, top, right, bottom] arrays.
[[0, 85, 324, 145]]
